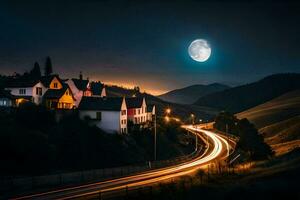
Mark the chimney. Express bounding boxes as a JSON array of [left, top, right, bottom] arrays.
[[79, 71, 83, 80]]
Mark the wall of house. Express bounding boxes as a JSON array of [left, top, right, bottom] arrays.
[[32, 82, 47, 105], [8, 87, 33, 96], [79, 110, 122, 134], [58, 88, 74, 109], [65, 79, 83, 107], [120, 98, 127, 133], [49, 77, 63, 89], [147, 106, 155, 121], [127, 99, 148, 124], [101, 88, 106, 97]]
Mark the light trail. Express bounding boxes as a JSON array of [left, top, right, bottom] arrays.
[[12, 125, 235, 200]]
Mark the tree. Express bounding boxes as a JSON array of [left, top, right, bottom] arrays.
[[236, 118, 273, 160], [214, 111, 239, 135], [214, 112, 273, 160], [30, 62, 41, 79], [44, 56, 53, 76]]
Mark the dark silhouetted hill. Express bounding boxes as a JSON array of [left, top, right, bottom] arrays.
[[105, 85, 218, 121], [194, 73, 300, 113], [237, 90, 300, 156], [158, 83, 230, 104]]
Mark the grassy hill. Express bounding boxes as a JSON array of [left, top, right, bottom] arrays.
[[236, 90, 300, 155], [106, 85, 218, 121], [157, 83, 229, 105], [194, 73, 300, 113]]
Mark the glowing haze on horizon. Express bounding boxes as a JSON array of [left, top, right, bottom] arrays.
[[0, 1, 299, 95]]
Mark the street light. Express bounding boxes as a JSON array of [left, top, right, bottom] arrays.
[[166, 108, 171, 115], [191, 114, 195, 126], [154, 113, 157, 161], [190, 113, 198, 151]]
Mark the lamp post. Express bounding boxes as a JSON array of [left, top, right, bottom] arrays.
[[154, 113, 157, 161], [190, 113, 197, 151]]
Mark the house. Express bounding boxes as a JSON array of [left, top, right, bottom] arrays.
[[147, 104, 156, 121], [90, 81, 106, 97], [41, 75, 75, 109], [5, 79, 47, 106], [78, 96, 127, 134], [0, 90, 16, 107], [43, 85, 75, 109], [65, 72, 92, 107], [126, 97, 147, 124]]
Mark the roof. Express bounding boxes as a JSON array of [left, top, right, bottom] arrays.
[[126, 97, 144, 109], [0, 90, 16, 99], [90, 82, 104, 95], [79, 97, 124, 111], [72, 78, 89, 91], [40, 75, 61, 87], [43, 87, 68, 99], [5, 79, 40, 88], [147, 104, 155, 112]]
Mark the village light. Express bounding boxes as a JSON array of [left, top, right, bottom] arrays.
[[174, 118, 180, 122], [166, 108, 171, 115], [165, 116, 170, 122]]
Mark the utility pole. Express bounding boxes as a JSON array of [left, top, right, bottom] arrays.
[[226, 123, 230, 157], [191, 114, 197, 151], [195, 133, 198, 151], [154, 113, 157, 161]]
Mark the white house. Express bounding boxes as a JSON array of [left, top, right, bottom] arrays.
[[78, 96, 127, 134], [147, 104, 156, 121], [126, 97, 148, 124], [5, 80, 47, 106]]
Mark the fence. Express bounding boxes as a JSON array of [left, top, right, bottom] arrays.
[[63, 160, 247, 200], [1, 146, 203, 198]]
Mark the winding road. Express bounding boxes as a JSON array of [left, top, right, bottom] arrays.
[[13, 125, 235, 200]]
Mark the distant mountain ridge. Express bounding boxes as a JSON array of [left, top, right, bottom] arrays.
[[105, 85, 218, 120], [194, 73, 300, 113], [157, 83, 230, 104], [236, 90, 300, 156]]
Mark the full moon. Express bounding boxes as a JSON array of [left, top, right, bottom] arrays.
[[188, 39, 211, 62]]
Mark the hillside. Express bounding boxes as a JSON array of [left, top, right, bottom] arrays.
[[236, 90, 300, 155], [105, 85, 218, 121], [194, 73, 300, 113], [158, 83, 229, 104]]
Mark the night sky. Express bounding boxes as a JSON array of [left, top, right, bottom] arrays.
[[0, 0, 300, 95]]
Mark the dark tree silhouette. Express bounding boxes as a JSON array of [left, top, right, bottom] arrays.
[[236, 118, 273, 160], [214, 112, 273, 160], [44, 56, 53, 76], [30, 62, 41, 79]]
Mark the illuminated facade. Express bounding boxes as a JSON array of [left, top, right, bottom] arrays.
[[41, 75, 75, 109], [79, 96, 127, 134], [126, 97, 148, 124], [5, 80, 47, 106]]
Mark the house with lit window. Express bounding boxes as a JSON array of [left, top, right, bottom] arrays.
[[126, 97, 147, 124], [65, 72, 92, 107], [0, 90, 16, 107], [41, 75, 75, 109], [5, 79, 47, 106], [78, 96, 127, 134]]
